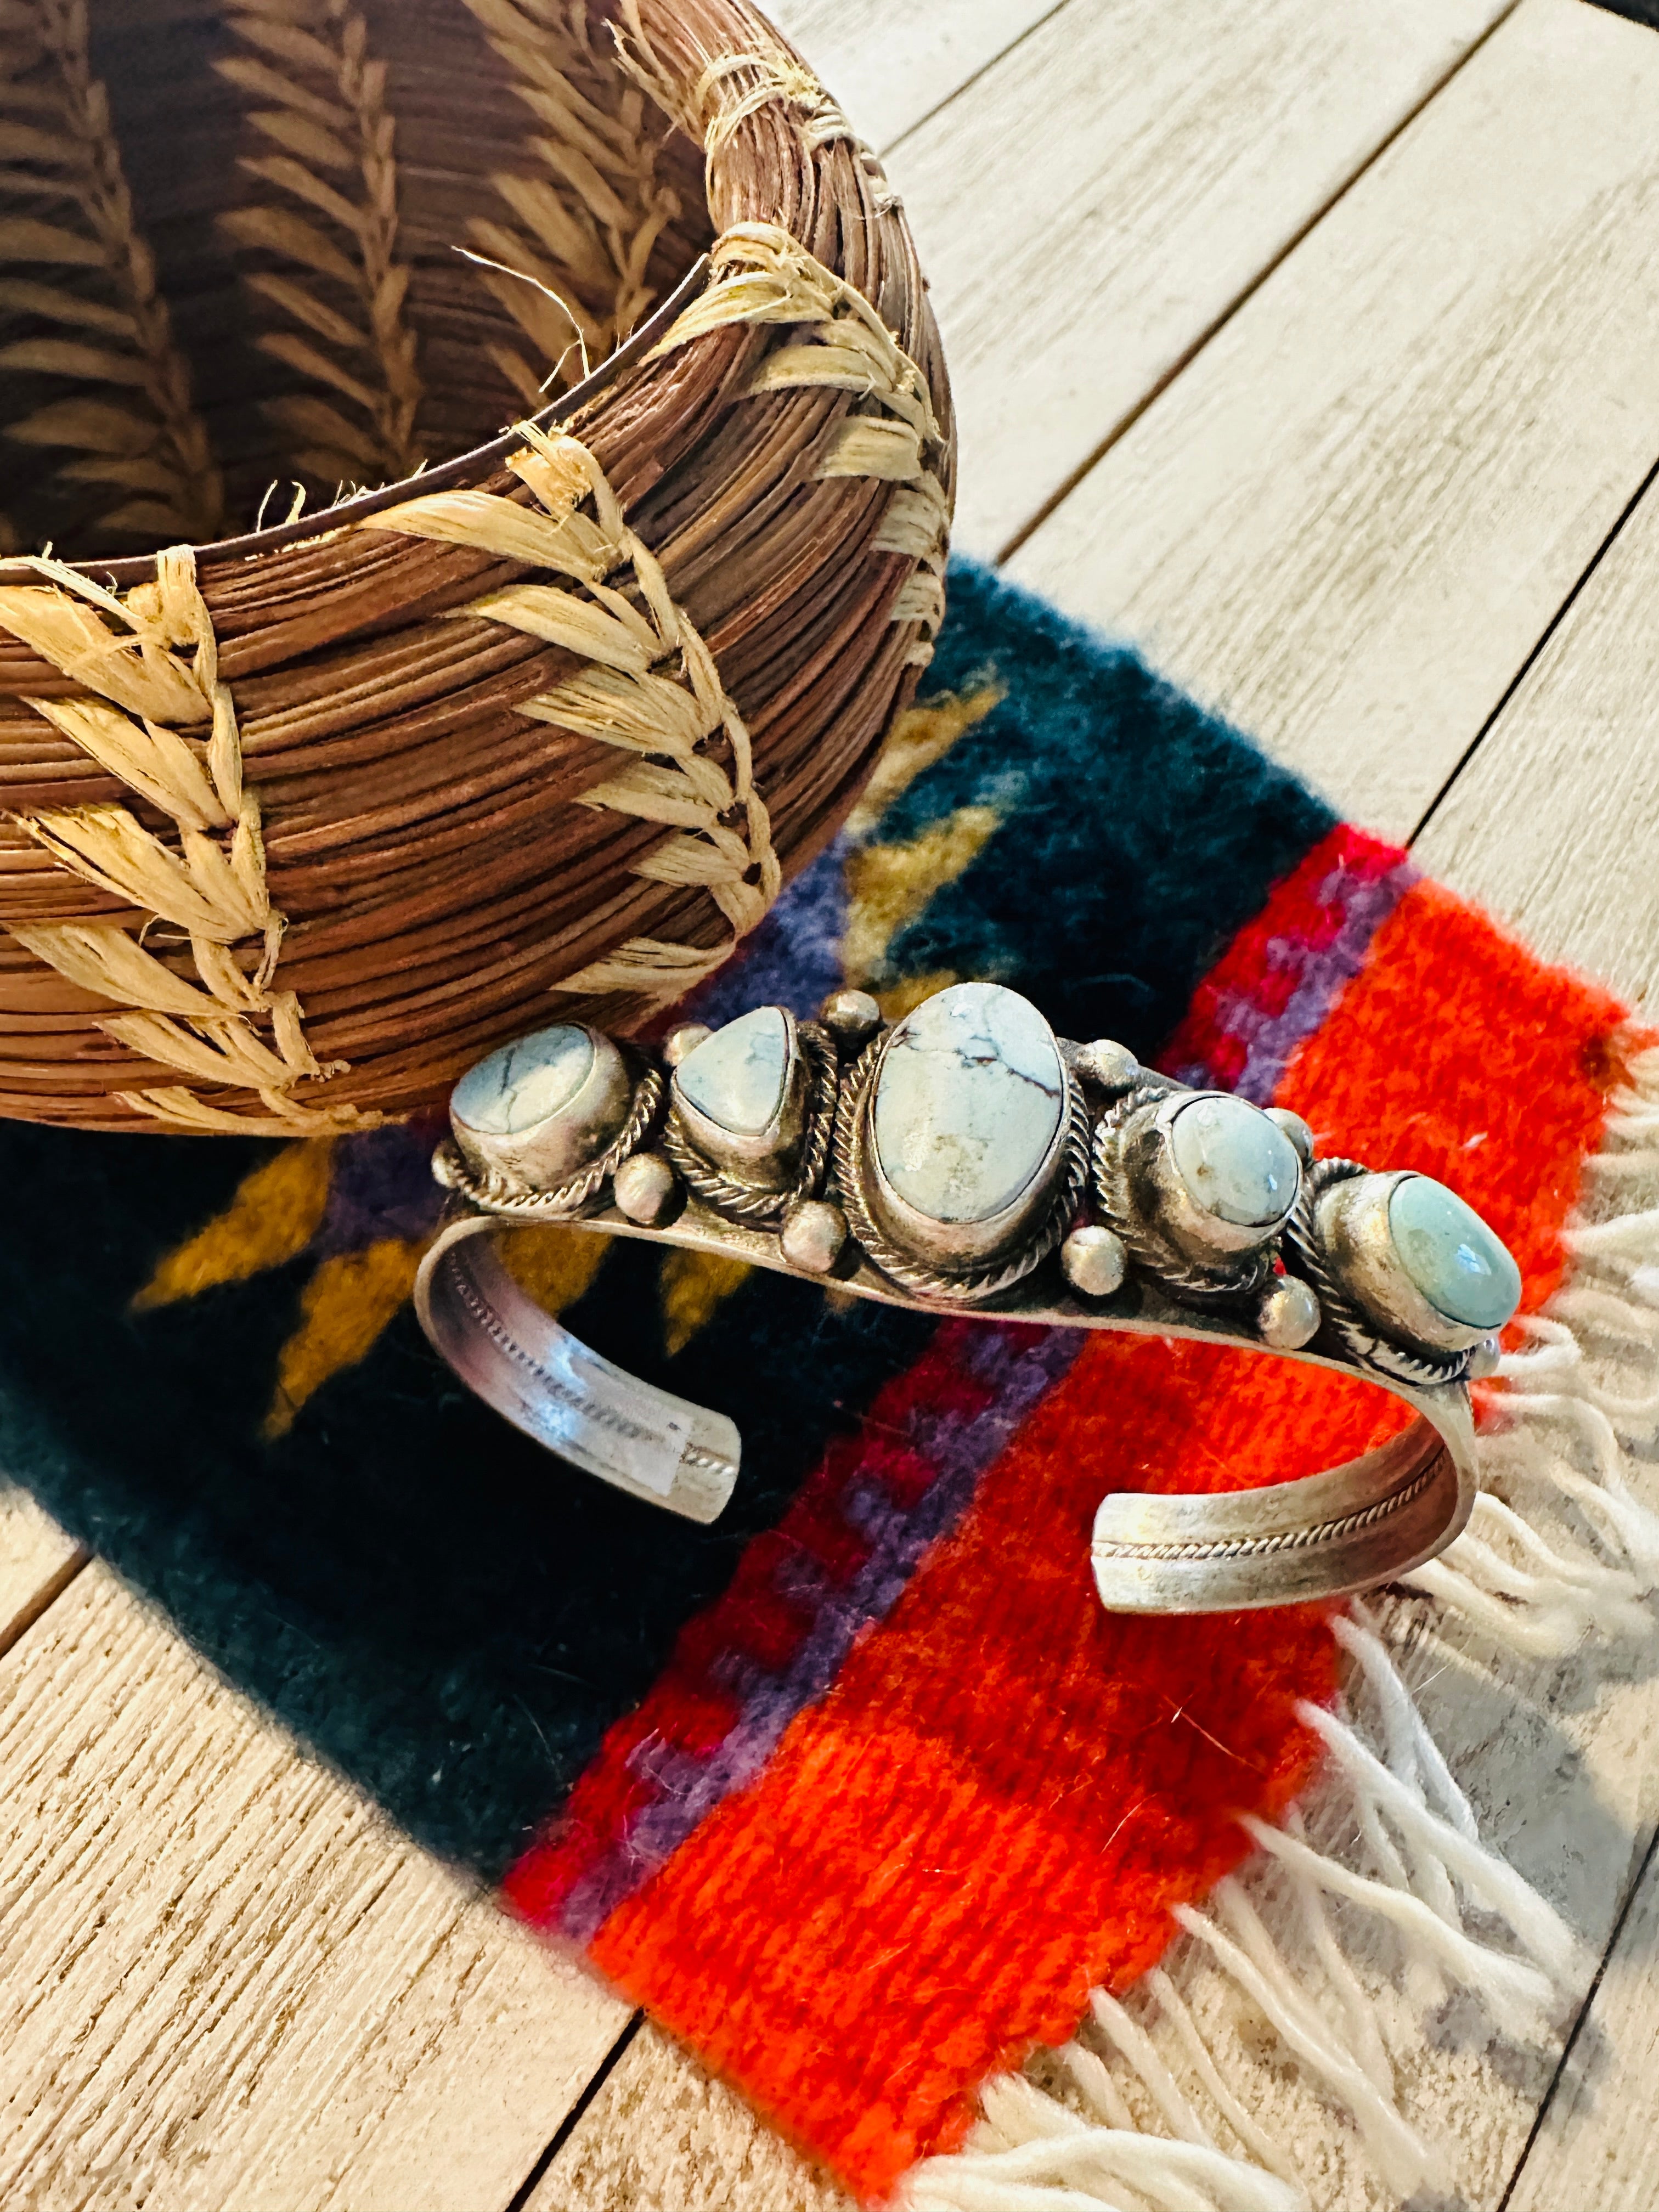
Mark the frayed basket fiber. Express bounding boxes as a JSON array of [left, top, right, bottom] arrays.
[[0, 0, 952, 1135]]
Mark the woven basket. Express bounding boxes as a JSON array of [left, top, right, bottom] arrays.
[[0, 0, 953, 1134]]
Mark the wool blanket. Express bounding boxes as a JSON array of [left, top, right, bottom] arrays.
[[5, 559, 1651, 2207]]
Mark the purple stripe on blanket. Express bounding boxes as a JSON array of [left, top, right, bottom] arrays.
[[554, 1321, 1082, 1940], [1169, 851, 1418, 1101]]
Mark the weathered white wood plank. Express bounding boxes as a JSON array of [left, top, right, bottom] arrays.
[[1407, 391, 1659, 2212], [534, 2021, 853, 2212], [764, 0, 1060, 155], [888, 0, 1514, 560], [0, 1484, 82, 1661], [1007, 0, 1659, 844], [0, 1565, 630, 2212], [1505, 1833, 1659, 2212], [1414, 450, 1659, 1013]]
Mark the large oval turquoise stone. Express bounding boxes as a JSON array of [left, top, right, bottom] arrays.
[[872, 982, 1063, 1223], [452, 1023, 593, 1133], [675, 1005, 791, 1134], [1389, 1175, 1521, 1330], [1170, 1093, 1300, 1226]]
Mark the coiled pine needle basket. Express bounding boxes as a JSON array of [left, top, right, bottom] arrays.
[[0, 0, 953, 1133]]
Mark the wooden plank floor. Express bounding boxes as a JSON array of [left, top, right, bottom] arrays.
[[7, 0, 1659, 2204]]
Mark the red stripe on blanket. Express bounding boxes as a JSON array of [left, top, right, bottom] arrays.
[[1159, 822, 1412, 1100]]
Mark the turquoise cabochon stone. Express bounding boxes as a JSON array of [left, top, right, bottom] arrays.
[[451, 1024, 594, 1135], [675, 1005, 792, 1135], [1389, 1173, 1522, 1331], [872, 981, 1064, 1224], [1169, 1093, 1300, 1227]]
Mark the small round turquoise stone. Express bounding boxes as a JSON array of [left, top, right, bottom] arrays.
[[1388, 1175, 1521, 1331], [1170, 1093, 1300, 1227], [452, 1024, 593, 1133]]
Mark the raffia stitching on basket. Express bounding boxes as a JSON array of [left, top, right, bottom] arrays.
[[455, 0, 683, 405], [612, 5, 848, 153], [0, 0, 223, 541], [651, 223, 950, 665], [0, 548, 375, 1135], [216, 0, 424, 486], [614, 7, 900, 213], [366, 416, 780, 1003], [612, 0, 901, 214]]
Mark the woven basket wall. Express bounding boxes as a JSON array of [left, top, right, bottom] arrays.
[[0, 0, 953, 1133]]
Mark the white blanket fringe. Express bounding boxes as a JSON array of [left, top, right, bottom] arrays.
[[906, 1063, 1659, 2210], [907, 2073, 1307, 2211], [1403, 1055, 1659, 1654], [904, 1619, 1585, 2211]]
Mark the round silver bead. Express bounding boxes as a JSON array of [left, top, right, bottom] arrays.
[[1071, 1038, 1141, 1094], [662, 1023, 715, 1068], [1258, 1275, 1321, 1350], [613, 1150, 678, 1224], [780, 1198, 847, 1275], [1466, 1335, 1503, 1380], [820, 988, 883, 1048], [1062, 1224, 1128, 1300], [1266, 1108, 1315, 1165]]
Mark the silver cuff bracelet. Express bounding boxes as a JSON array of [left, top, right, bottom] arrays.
[[414, 981, 1519, 1617]]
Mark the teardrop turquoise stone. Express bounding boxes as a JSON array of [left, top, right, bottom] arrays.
[[675, 1005, 792, 1135]]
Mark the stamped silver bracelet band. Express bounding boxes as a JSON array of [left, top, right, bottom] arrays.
[[414, 981, 1518, 1617]]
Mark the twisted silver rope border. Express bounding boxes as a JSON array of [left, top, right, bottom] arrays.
[[1091, 1079, 1277, 1304], [1283, 1155, 1471, 1386], [433, 1063, 665, 1219], [830, 1037, 1091, 1304], [660, 1023, 839, 1224], [1091, 1453, 1444, 1566]]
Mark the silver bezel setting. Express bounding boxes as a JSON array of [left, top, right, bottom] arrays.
[[437, 1053, 664, 1218], [668, 1005, 810, 1192], [450, 1023, 635, 1191], [1284, 1158, 1480, 1385], [833, 1029, 1091, 1303], [662, 1016, 839, 1227], [1092, 1079, 1299, 1301], [1316, 1167, 1493, 1356], [1146, 1089, 1301, 1260]]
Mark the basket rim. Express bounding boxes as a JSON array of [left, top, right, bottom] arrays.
[[0, 256, 710, 589]]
